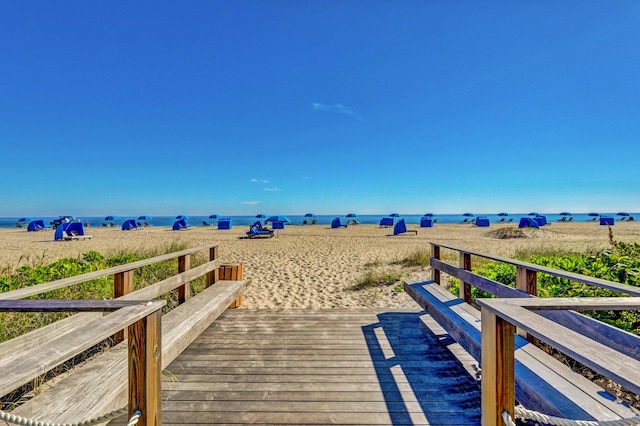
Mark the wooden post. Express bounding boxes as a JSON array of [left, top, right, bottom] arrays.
[[177, 255, 191, 304], [431, 243, 441, 284], [128, 309, 162, 426], [219, 263, 244, 308], [205, 246, 219, 288], [516, 267, 538, 342], [113, 270, 135, 344], [460, 252, 472, 304], [481, 308, 515, 426]]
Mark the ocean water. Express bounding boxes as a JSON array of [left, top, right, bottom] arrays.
[[1, 213, 635, 229]]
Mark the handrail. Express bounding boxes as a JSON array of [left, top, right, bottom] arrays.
[[431, 243, 640, 297], [478, 297, 640, 426], [428, 242, 640, 425], [0, 300, 165, 426], [0, 244, 219, 301]]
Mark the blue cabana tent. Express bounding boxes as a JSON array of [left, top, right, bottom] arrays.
[[173, 219, 191, 230], [27, 220, 47, 232], [420, 217, 434, 228], [518, 217, 540, 229], [533, 215, 547, 226], [600, 216, 615, 226], [331, 218, 347, 228], [122, 219, 138, 230], [475, 216, 490, 227], [379, 217, 394, 227], [218, 218, 232, 230]]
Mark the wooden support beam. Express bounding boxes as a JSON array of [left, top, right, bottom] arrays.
[[516, 266, 538, 342], [431, 243, 441, 284], [206, 246, 219, 288], [481, 308, 515, 426], [114, 270, 135, 344], [128, 309, 162, 426], [177, 255, 191, 304], [460, 252, 472, 304], [219, 263, 244, 308]]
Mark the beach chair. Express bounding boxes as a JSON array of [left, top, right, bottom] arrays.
[[393, 219, 417, 236], [55, 222, 92, 240], [331, 218, 347, 228], [173, 219, 192, 230], [246, 222, 274, 239]]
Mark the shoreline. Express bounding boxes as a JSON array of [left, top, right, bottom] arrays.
[[1, 222, 639, 309]]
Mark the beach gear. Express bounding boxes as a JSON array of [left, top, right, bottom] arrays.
[[518, 217, 539, 228], [173, 219, 192, 230], [218, 218, 232, 230], [600, 216, 615, 226], [27, 220, 47, 232], [475, 216, 490, 227], [379, 217, 394, 227], [331, 218, 347, 228], [420, 217, 435, 228], [393, 218, 417, 235], [122, 219, 138, 230], [246, 221, 274, 238]]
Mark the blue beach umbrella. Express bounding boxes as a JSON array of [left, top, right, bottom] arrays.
[[617, 212, 630, 216], [255, 214, 267, 219], [528, 212, 540, 216], [176, 215, 189, 220], [423, 213, 434, 217], [497, 212, 509, 217], [346, 213, 357, 218], [209, 214, 220, 219], [304, 213, 316, 217], [588, 212, 599, 217], [463, 213, 474, 217], [137, 215, 152, 221], [265, 215, 290, 223], [390, 213, 400, 217], [104, 215, 118, 221], [18, 217, 33, 222], [559, 212, 572, 216]]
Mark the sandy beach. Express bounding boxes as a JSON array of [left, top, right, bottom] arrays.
[[2, 221, 639, 309]]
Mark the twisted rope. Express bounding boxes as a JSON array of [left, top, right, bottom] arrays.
[[0, 407, 141, 426], [502, 406, 640, 426]]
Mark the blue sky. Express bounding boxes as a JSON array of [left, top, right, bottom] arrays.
[[1, 1, 639, 217]]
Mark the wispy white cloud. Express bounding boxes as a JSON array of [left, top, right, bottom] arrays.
[[250, 178, 269, 184], [311, 103, 357, 117], [242, 201, 259, 205], [264, 187, 281, 192]]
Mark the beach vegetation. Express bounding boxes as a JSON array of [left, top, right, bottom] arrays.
[[458, 239, 640, 335], [351, 270, 403, 291], [397, 249, 431, 267]]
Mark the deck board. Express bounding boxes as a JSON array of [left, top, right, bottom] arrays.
[[109, 309, 481, 425]]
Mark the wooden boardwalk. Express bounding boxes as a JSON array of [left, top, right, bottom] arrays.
[[111, 309, 481, 425]]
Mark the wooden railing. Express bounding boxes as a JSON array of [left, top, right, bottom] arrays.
[[0, 243, 244, 426], [428, 243, 640, 426], [0, 299, 165, 425]]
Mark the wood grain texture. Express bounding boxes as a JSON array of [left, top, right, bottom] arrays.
[[406, 281, 639, 420], [107, 309, 482, 425], [0, 244, 219, 301]]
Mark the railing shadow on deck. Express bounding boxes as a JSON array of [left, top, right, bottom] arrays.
[[362, 311, 482, 425]]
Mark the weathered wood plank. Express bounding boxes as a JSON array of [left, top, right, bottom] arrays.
[[0, 244, 219, 301], [432, 243, 640, 296]]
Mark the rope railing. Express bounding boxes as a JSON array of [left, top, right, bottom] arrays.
[[0, 407, 141, 426], [502, 406, 640, 426]]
